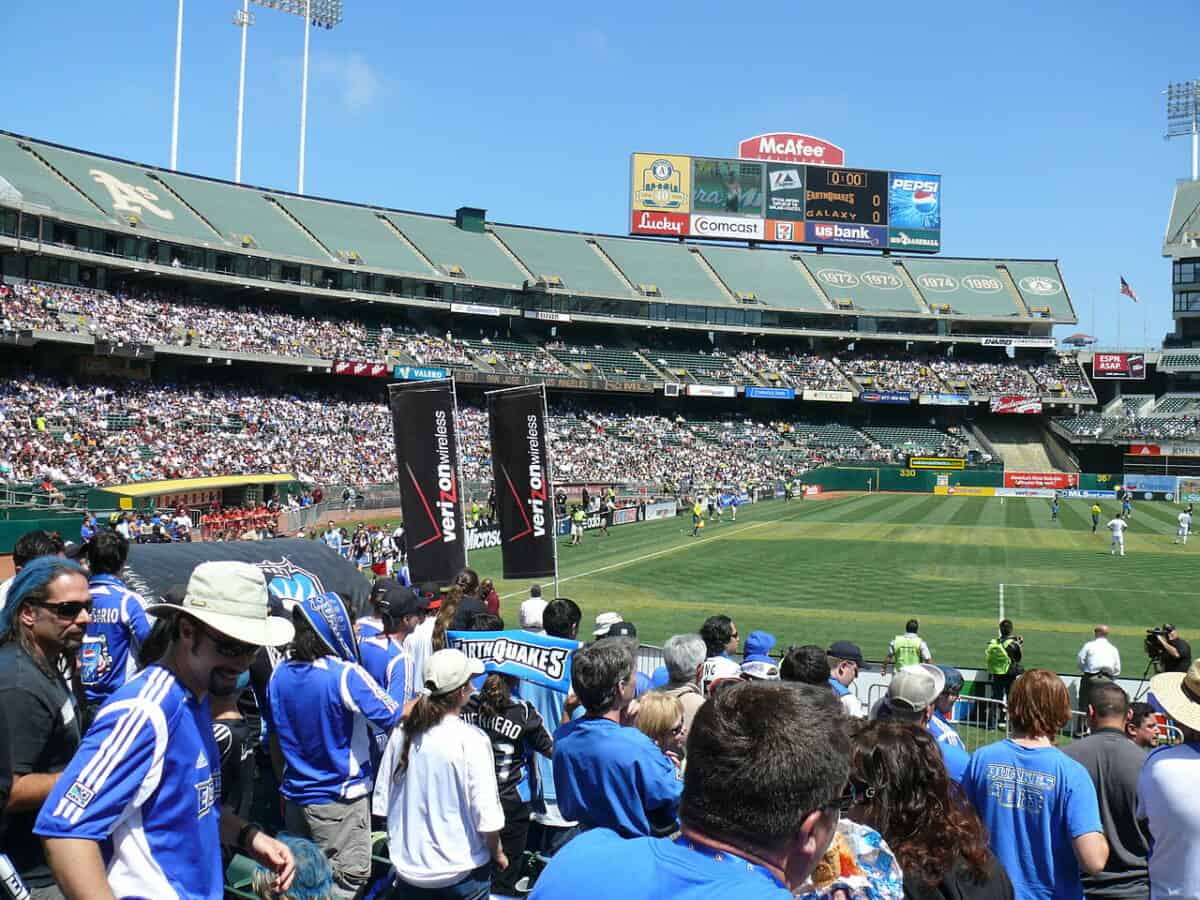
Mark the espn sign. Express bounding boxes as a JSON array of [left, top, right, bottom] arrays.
[[737, 133, 845, 167], [1092, 352, 1146, 380], [333, 361, 388, 377]]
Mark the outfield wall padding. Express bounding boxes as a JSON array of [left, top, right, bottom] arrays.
[[802, 466, 1121, 496]]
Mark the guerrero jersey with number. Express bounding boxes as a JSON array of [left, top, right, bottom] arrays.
[[81, 573, 153, 705], [268, 657, 402, 806], [34, 665, 223, 900]]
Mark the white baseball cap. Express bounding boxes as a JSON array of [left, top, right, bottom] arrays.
[[593, 611, 624, 637], [424, 648, 485, 696]]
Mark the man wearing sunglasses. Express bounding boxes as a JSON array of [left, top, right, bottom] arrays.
[[0, 556, 91, 898], [36, 561, 297, 900]]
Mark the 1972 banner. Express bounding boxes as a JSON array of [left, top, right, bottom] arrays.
[[487, 385, 558, 580], [387, 380, 467, 584]]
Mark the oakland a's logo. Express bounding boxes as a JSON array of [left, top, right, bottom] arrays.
[[637, 158, 685, 210]]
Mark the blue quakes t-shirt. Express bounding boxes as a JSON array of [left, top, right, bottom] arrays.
[[552, 716, 682, 838], [937, 737, 970, 784], [81, 573, 153, 704], [35, 665, 224, 900], [531, 828, 792, 900], [268, 657, 401, 806], [962, 739, 1102, 900]]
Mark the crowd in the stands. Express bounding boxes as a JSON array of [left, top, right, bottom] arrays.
[[836, 353, 945, 394], [1027, 359, 1095, 398]]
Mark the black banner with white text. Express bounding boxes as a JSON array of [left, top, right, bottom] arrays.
[[387, 380, 467, 584], [487, 385, 557, 580]]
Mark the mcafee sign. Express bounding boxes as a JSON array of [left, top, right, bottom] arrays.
[[738, 133, 845, 166]]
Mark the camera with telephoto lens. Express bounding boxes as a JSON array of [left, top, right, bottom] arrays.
[[1146, 625, 1172, 660]]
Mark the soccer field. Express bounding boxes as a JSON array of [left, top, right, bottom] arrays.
[[373, 494, 1198, 675]]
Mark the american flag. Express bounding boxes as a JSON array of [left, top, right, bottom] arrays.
[[1120, 276, 1139, 303]]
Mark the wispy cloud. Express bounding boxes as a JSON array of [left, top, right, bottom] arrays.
[[312, 52, 384, 114]]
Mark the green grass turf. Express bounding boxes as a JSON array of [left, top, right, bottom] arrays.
[[355, 494, 1199, 675]]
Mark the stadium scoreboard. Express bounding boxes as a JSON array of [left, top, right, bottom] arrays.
[[630, 152, 941, 253]]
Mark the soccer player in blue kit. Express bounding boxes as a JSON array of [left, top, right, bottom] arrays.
[[36, 561, 296, 900]]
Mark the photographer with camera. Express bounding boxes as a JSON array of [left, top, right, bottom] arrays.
[[1148, 624, 1192, 674]]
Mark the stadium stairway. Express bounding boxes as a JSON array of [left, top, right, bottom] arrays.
[[976, 418, 1066, 473]]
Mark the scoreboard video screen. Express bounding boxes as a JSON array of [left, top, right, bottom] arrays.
[[630, 152, 941, 253]]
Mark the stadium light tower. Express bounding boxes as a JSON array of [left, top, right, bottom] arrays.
[[1165, 80, 1200, 180], [250, 0, 344, 194], [232, 0, 256, 183]]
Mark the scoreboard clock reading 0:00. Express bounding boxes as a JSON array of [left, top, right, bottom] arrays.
[[804, 167, 888, 225]]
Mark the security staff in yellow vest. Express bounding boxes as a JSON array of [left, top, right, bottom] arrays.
[[883, 618, 932, 675]]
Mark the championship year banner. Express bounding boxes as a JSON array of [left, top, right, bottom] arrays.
[[448, 629, 579, 693], [387, 380, 467, 585], [990, 396, 1043, 414], [487, 385, 557, 580]]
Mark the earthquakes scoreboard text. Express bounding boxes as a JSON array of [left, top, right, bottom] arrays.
[[630, 152, 940, 252]]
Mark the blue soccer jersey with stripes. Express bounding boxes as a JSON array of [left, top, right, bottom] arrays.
[[35, 665, 223, 899]]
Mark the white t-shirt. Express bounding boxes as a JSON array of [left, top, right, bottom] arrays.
[[403, 616, 435, 695], [373, 716, 504, 888], [1108, 518, 1128, 539], [1179, 512, 1192, 534], [1137, 742, 1200, 899]]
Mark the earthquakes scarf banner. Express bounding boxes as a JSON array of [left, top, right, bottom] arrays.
[[487, 385, 558, 580], [387, 380, 466, 585], [448, 629, 579, 693]]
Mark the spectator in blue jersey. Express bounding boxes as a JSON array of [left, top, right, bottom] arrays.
[[879, 664, 970, 784], [36, 561, 296, 900], [356, 576, 399, 640], [373, 648, 505, 899], [0, 556, 90, 898], [552, 638, 682, 838], [961, 668, 1108, 899], [532, 681, 850, 900], [358, 583, 428, 709], [79, 513, 98, 544], [79, 531, 152, 723], [268, 591, 402, 900], [930, 664, 967, 751], [463, 667, 554, 894], [523, 598, 583, 859]]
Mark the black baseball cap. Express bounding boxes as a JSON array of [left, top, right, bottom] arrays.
[[369, 577, 399, 604], [603, 621, 638, 639], [379, 584, 429, 618], [827, 640, 864, 666]]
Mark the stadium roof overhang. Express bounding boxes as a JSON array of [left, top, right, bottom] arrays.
[[100, 473, 297, 497]]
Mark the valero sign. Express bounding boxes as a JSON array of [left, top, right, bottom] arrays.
[[738, 133, 845, 167]]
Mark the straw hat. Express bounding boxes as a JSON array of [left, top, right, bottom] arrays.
[[147, 561, 293, 647], [1149, 660, 1200, 732]]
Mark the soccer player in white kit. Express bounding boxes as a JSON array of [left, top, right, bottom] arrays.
[[1175, 507, 1193, 545], [1107, 515, 1128, 556]]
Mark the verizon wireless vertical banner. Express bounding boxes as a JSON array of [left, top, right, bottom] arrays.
[[387, 380, 466, 584], [487, 385, 558, 580]]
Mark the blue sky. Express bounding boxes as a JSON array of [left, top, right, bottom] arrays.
[[3, 0, 1196, 347]]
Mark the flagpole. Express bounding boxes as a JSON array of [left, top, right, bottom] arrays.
[[1117, 291, 1121, 348]]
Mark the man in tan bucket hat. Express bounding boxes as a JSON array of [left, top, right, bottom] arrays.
[[35, 561, 296, 900], [1136, 660, 1200, 898]]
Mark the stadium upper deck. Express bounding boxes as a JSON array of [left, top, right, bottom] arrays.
[[0, 131, 1075, 342]]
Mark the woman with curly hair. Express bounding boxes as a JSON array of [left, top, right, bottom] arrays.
[[846, 721, 1013, 899]]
